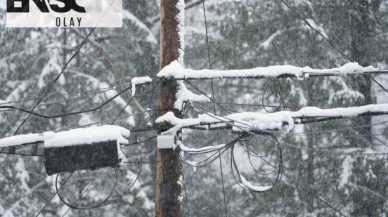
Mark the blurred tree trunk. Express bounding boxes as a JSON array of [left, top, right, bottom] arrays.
[[350, 0, 379, 147]]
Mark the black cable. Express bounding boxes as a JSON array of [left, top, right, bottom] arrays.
[[212, 102, 280, 108], [111, 94, 135, 125], [279, 0, 388, 96], [369, 75, 388, 94], [193, 102, 368, 157], [106, 145, 143, 203], [125, 135, 157, 146], [0, 82, 132, 109], [1, 82, 158, 120], [185, 80, 234, 114], [182, 170, 191, 217], [189, 103, 283, 186], [0, 151, 43, 157], [193, 105, 347, 215], [347, 117, 388, 148], [279, 0, 352, 62], [239, 140, 279, 176], [262, 81, 283, 112], [48, 85, 148, 213], [202, 1, 228, 214], [14, 27, 97, 135], [111, 83, 158, 125], [231, 133, 283, 193], [0, 85, 132, 119], [56, 168, 117, 210], [180, 137, 239, 168], [57, 144, 143, 212], [34, 173, 74, 217], [57, 80, 149, 212]]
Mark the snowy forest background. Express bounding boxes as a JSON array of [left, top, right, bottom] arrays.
[[1, 0, 388, 216]]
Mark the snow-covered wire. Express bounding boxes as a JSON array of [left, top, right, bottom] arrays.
[[180, 137, 238, 167]]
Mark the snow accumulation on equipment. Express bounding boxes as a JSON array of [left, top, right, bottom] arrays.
[[156, 104, 388, 133], [157, 60, 379, 79], [43, 125, 130, 175], [157, 135, 175, 149], [131, 76, 152, 96], [43, 125, 130, 148], [0, 125, 131, 175]]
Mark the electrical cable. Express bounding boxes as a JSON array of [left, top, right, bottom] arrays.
[[34, 173, 74, 217], [182, 169, 191, 217], [278, 0, 352, 62], [0, 82, 132, 108], [0, 82, 158, 119], [56, 168, 117, 210], [193, 100, 349, 215], [0, 85, 132, 119], [202, 1, 228, 214], [279, 0, 388, 96], [14, 27, 97, 135]]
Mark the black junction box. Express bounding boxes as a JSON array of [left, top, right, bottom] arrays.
[[44, 140, 119, 175]]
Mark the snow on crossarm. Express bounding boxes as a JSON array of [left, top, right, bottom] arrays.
[[157, 60, 377, 79]]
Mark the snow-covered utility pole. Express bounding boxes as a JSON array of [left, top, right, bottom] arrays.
[[155, 0, 183, 216]]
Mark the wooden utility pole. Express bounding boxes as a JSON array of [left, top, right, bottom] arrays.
[[155, 0, 182, 217]]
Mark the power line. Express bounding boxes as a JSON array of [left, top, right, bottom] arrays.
[[279, 0, 352, 62], [278, 0, 388, 96], [0, 82, 132, 108], [14, 27, 97, 135], [202, 0, 228, 216], [192, 104, 347, 216], [34, 173, 74, 217], [0, 81, 157, 120]]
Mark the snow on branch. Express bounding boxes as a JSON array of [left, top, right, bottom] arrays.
[[157, 60, 386, 80], [0, 125, 130, 148], [156, 103, 388, 133]]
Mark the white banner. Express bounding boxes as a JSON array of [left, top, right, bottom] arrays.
[[6, 0, 122, 27]]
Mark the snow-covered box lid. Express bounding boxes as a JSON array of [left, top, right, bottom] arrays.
[[44, 125, 130, 148]]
